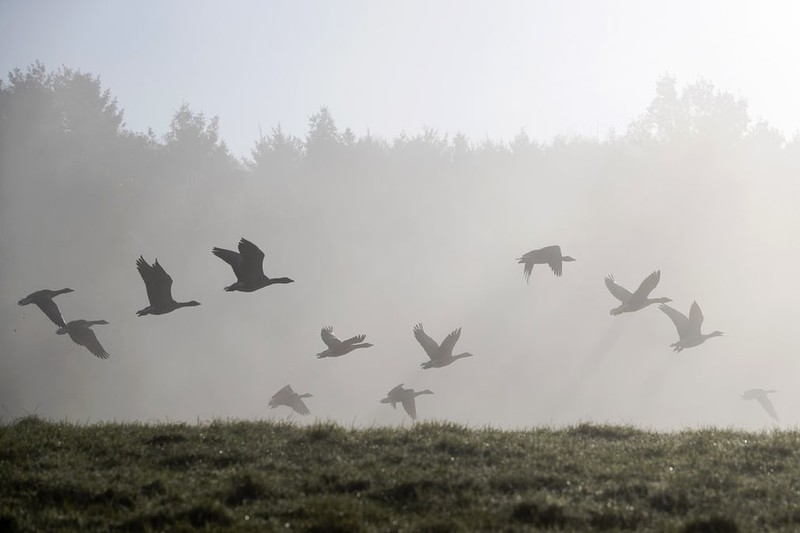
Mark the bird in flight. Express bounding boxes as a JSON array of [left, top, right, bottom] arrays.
[[605, 270, 671, 315], [380, 384, 434, 420], [413, 323, 474, 369], [659, 302, 723, 352], [269, 385, 312, 415], [136, 256, 200, 316], [56, 319, 111, 359], [18, 288, 73, 328], [517, 245, 575, 282], [316, 326, 373, 358], [741, 389, 779, 422], [212, 238, 294, 292]]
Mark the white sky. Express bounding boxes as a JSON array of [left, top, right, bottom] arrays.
[[2, 1, 800, 157]]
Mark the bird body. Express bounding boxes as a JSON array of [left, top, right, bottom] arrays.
[[659, 302, 723, 352], [136, 256, 200, 316], [316, 326, 373, 358], [605, 270, 671, 315], [56, 319, 110, 359], [18, 288, 73, 328], [269, 385, 312, 415], [213, 238, 293, 292], [413, 323, 474, 369], [517, 245, 575, 281], [742, 388, 779, 421], [380, 384, 433, 420]]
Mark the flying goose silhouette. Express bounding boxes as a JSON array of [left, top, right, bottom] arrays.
[[56, 319, 110, 359], [269, 385, 312, 415], [18, 288, 73, 328], [136, 256, 200, 316], [413, 323, 474, 369], [213, 238, 294, 292], [741, 388, 779, 422], [380, 384, 433, 420], [659, 302, 723, 352], [316, 326, 373, 358], [517, 245, 575, 282], [605, 270, 671, 315]]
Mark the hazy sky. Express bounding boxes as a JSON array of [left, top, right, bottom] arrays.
[[3, 2, 800, 430], [2, 1, 800, 156]]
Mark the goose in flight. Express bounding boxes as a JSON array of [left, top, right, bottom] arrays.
[[742, 389, 779, 422], [56, 319, 110, 359], [517, 245, 575, 282], [316, 326, 373, 358], [18, 288, 73, 328], [605, 270, 671, 315], [269, 385, 312, 415], [380, 384, 433, 420], [413, 323, 474, 369], [659, 302, 723, 352], [136, 256, 200, 316], [212, 238, 294, 292]]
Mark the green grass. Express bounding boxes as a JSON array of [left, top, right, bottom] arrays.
[[2, 417, 799, 531]]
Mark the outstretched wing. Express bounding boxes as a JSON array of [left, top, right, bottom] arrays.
[[35, 298, 67, 328], [321, 326, 342, 348], [137, 256, 174, 307], [288, 395, 311, 416], [68, 326, 110, 359], [401, 396, 418, 420], [342, 334, 367, 345], [632, 270, 661, 300], [543, 245, 564, 276], [756, 394, 780, 422], [604, 275, 632, 303], [238, 238, 266, 280], [439, 327, 462, 357], [659, 304, 690, 336], [688, 301, 705, 336], [270, 384, 294, 402], [212, 246, 245, 281], [413, 324, 440, 360]]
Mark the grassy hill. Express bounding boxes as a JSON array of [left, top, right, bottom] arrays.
[[1, 417, 797, 531]]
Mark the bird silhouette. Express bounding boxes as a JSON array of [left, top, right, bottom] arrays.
[[742, 389, 779, 422], [380, 384, 434, 420], [659, 302, 723, 352], [269, 385, 312, 415], [413, 323, 474, 369], [18, 288, 73, 328], [212, 238, 294, 292], [517, 245, 575, 282], [605, 270, 671, 315], [316, 326, 373, 358], [56, 319, 110, 359], [136, 256, 200, 316]]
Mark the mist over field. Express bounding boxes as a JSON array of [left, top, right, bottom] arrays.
[[2, 1, 799, 430]]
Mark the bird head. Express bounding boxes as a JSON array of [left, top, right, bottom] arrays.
[[186, 300, 201, 307], [562, 256, 576, 262]]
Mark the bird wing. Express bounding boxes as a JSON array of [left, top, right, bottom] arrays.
[[604, 275, 632, 303], [212, 246, 245, 281], [755, 394, 780, 421], [632, 270, 661, 300], [289, 395, 311, 416], [271, 384, 294, 401], [543, 245, 563, 276], [688, 301, 705, 336], [137, 256, 174, 307], [238, 238, 267, 280], [439, 327, 462, 357], [341, 334, 367, 345], [659, 304, 689, 336], [400, 395, 418, 420], [413, 324, 440, 360], [67, 324, 110, 359], [321, 326, 342, 348], [34, 298, 67, 328]]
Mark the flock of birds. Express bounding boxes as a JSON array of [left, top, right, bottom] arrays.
[[17, 240, 779, 423]]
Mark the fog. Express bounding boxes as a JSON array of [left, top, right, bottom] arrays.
[[2, 2, 800, 430]]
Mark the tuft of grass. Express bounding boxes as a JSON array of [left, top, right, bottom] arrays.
[[1, 417, 797, 530]]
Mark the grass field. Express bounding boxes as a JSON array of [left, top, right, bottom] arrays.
[[1, 416, 798, 531]]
